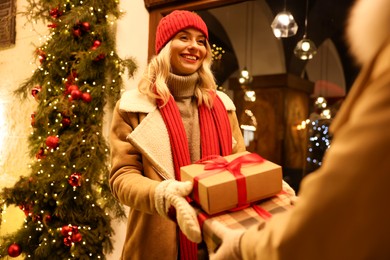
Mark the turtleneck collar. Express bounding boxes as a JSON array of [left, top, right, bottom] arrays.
[[167, 73, 199, 98]]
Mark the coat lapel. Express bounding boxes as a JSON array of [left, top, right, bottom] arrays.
[[119, 89, 174, 179]]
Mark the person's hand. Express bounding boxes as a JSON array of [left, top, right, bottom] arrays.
[[209, 221, 244, 260], [155, 180, 201, 243]]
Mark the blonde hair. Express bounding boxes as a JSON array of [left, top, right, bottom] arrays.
[[138, 40, 217, 108]]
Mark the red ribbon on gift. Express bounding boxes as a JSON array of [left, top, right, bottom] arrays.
[[193, 153, 265, 211]]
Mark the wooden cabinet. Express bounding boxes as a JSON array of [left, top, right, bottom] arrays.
[[230, 73, 313, 189]]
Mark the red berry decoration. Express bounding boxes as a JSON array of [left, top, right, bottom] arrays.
[[7, 243, 22, 258], [48, 23, 58, 29], [49, 7, 63, 19], [94, 53, 106, 61], [46, 135, 59, 149], [82, 92, 92, 103], [71, 89, 82, 100], [68, 173, 82, 187], [61, 116, 71, 127], [36, 147, 46, 160]]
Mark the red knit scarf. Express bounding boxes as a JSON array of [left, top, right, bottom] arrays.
[[158, 93, 232, 260]]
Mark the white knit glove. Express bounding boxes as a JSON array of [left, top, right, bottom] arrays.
[[155, 180, 201, 243], [209, 221, 244, 260]]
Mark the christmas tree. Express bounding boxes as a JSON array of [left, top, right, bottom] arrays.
[[0, 0, 136, 258]]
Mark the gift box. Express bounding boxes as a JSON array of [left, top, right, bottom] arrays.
[[198, 187, 295, 253], [181, 151, 282, 215]]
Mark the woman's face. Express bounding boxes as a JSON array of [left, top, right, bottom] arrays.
[[170, 28, 207, 76]]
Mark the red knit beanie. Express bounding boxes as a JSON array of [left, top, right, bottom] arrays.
[[155, 10, 209, 54]]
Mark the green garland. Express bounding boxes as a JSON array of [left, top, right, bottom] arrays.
[[0, 0, 136, 258]]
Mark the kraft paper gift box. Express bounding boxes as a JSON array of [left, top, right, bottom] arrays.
[[180, 151, 282, 215], [198, 188, 295, 253]]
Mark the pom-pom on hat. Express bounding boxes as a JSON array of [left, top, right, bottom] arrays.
[[155, 10, 209, 54]]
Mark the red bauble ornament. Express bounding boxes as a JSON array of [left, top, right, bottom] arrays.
[[93, 40, 101, 47], [68, 173, 82, 187], [7, 243, 22, 257], [66, 84, 78, 94], [71, 89, 82, 100], [38, 54, 46, 63], [31, 86, 42, 100], [73, 28, 82, 37], [82, 92, 92, 103], [72, 233, 82, 243], [63, 236, 72, 246], [61, 225, 72, 237], [46, 135, 59, 149], [91, 40, 101, 50], [81, 22, 90, 32]]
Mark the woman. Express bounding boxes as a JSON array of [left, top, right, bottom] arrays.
[[109, 10, 245, 260]]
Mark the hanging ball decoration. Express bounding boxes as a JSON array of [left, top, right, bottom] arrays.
[[81, 22, 91, 32], [7, 243, 22, 257], [72, 28, 82, 38], [46, 135, 59, 149], [63, 236, 73, 247], [36, 48, 46, 63], [72, 233, 83, 243], [91, 40, 101, 50], [61, 225, 72, 237], [66, 84, 79, 95], [68, 173, 82, 187], [82, 92, 92, 103], [71, 89, 83, 100], [31, 86, 42, 100]]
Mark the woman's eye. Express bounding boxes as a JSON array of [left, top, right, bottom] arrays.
[[197, 39, 206, 45]]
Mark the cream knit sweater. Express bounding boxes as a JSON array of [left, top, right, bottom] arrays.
[[167, 73, 201, 163]]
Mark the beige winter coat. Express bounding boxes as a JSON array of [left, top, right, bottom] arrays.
[[109, 89, 245, 260], [240, 0, 390, 258]]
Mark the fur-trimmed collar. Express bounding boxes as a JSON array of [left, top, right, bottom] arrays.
[[347, 0, 390, 66]]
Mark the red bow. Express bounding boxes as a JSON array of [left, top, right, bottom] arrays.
[[194, 153, 265, 211]]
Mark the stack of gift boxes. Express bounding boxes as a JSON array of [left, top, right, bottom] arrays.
[[180, 151, 295, 252]]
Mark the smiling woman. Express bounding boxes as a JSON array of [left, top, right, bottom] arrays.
[[108, 9, 246, 260]]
